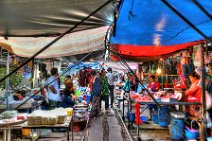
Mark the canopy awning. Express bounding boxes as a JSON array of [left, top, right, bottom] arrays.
[[112, 41, 201, 61], [110, 0, 212, 46], [0, 26, 109, 58], [0, 0, 114, 37]]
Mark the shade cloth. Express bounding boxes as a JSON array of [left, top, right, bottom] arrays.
[[0, 26, 109, 58], [0, 0, 114, 37]]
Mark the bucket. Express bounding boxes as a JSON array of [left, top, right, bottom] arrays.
[[140, 116, 147, 122], [152, 109, 158, 124], [158, 106, 170, 127], [22, 128, 31, 136], [170, 118, 185, 140], [86, 95, 91, 103], [185, 120, 199, 140], [66, 108, 73, 116]]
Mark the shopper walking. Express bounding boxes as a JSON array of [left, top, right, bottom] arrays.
[[100, 69, 110, 111], [106, 67, 115, 108], [90, 70, 102, 118]]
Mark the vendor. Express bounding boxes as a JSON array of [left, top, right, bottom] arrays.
[[122, 72, 132, 93], [186, 71, 201, 116], [60, 78, 76, 108], [139, 75, 160, 121], [146, 75, 160, 92], [186, 72, 201, 101]]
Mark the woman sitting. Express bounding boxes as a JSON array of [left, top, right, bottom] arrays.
[[60, 78, 76, 108]]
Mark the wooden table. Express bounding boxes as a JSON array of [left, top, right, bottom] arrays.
[[0, 119, 27, 141], [21, 116, 73, 141]]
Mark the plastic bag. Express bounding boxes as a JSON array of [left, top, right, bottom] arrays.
[[206, 111, 212, 129]]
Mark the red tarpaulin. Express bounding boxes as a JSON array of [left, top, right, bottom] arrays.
[[112, 41, 202, 61]]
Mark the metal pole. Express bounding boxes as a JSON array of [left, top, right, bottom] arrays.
[[6, 51, 10, 109], [31, 59, 34, 88], [192, 0, 212, 20], [162, 60, 164, 90], [161, 0, 212, 43], [123, 96, 125, 121], [200, 43, 206, 141]]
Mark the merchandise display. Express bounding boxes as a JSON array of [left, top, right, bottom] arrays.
[[27, 108, 67, 125]]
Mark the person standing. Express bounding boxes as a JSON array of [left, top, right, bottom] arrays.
[[44, 68, 61, 109], [106, 67, 115, 108], [90, 70, 102, 118], [100, 69, 110, 111]]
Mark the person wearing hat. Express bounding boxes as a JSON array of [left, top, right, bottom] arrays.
[[106, 67, 115, 108]]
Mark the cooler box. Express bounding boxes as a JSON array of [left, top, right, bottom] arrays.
[[158, 106, 170, 127]]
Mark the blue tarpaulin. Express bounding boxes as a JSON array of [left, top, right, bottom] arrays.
[[110, 0, 212, 46]]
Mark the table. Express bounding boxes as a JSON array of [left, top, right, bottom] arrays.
[[21, 116, 73, 141], [0, 119, 27, 141], [118, 95, 201, 141]]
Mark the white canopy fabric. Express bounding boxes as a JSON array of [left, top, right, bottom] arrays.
[[0, 26, 109, 58]]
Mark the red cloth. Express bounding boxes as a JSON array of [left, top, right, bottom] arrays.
[[186, 80, 202, 102], [186, 80, 202, 116], [113, 41, 201, 60], [135, 103, 142, 125]]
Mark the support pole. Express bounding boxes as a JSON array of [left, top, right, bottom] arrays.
[[6, 52, 10, 109], [200, 43, 207, 141], [31, 59, 34, 88]]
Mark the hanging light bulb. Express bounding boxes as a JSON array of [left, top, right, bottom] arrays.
[[156, 67, 162, 74]]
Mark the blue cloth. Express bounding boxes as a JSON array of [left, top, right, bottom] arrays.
[[136, 83, 148, 93], [60, 95, 75, 108]]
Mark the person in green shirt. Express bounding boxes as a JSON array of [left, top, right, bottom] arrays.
[[100, 69, 110, 111]]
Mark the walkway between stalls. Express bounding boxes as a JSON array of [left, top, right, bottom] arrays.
[[87, 109, 124, 141]]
